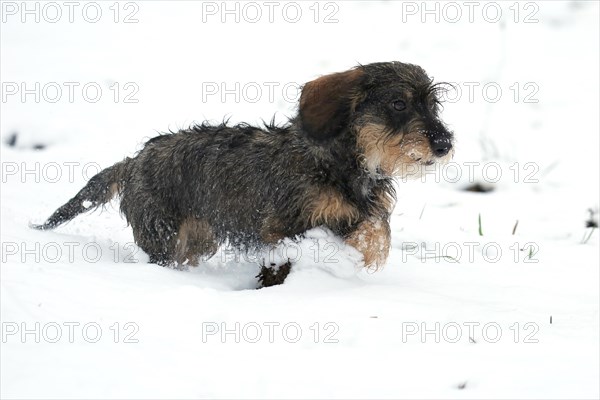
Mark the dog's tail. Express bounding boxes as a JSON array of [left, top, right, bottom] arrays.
[[31, 158, 131, 230]]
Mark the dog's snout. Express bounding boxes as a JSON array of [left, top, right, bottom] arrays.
[[432, 140, 452, 157]]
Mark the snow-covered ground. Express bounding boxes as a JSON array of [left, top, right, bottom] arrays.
[[1, 1, 599, 398]]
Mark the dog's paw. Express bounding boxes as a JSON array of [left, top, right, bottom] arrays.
[[256, 261, 292, 288], [345, 218, 391, 271]]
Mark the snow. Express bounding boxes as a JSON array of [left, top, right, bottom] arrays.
[[1, 1, 599, 398]]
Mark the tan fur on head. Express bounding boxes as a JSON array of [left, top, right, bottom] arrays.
[[357, 123, 430, 178], [356, 122, 453, 179]]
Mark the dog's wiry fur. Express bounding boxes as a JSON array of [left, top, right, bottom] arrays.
[[33, 61, 454, 278]]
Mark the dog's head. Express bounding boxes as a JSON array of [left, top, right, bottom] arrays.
[[298, 61, 454, 178]]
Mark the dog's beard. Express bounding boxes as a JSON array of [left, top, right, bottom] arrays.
[[393, 146, 455, 180], [357, 123, 454, 180]]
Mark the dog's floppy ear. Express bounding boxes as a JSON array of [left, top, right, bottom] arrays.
[[299, 67, 365, 140]]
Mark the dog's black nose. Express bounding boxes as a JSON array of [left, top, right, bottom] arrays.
[[432, 141, 452, 157]]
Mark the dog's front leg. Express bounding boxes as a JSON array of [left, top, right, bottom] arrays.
[[345, 217, 391, 270]]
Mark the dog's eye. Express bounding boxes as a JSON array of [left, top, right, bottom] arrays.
[[392, 100, 406, 111]]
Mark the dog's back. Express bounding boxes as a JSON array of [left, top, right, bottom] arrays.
[[33, 122, 364, 265]]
